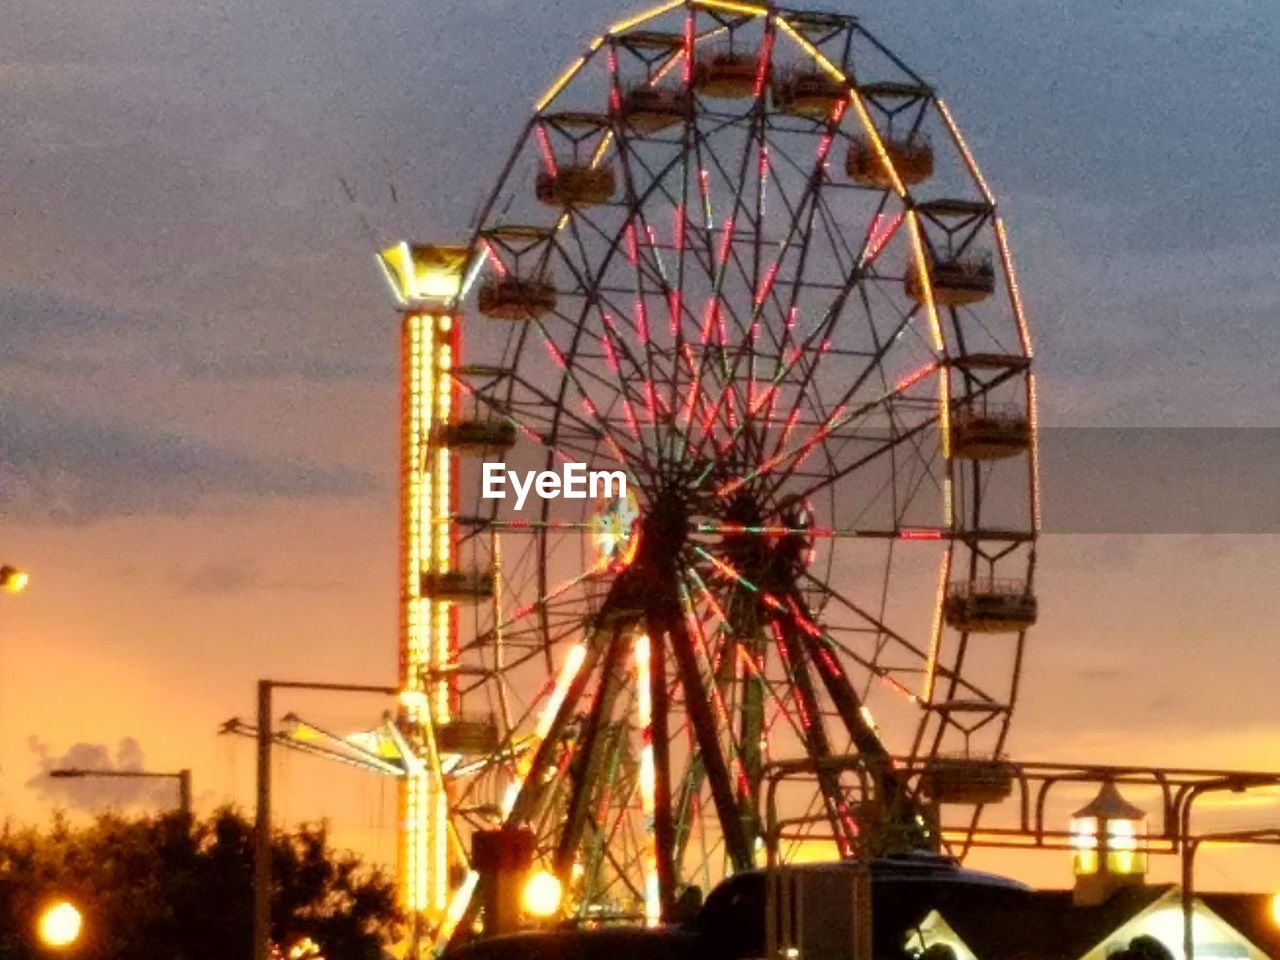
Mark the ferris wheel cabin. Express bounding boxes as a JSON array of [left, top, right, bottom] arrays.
[[771, 67, 847, 118], [436, 419, 519, 454], [434, 714, 501, 756], [693, 48, 760, 99], [951, 404, 1032, 460], [905, 250, 997, 306], [920, 757, 1017, 805], [477, 275, 558, 320], [422, 568, 497, 604], [944, 578, 1038, 633], [846, 133, 934, 188], [615, 83, 689, 133], [536, 163, 616, 208]]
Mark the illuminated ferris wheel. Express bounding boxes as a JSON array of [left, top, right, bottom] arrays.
[[378, 0, 1039, 942]]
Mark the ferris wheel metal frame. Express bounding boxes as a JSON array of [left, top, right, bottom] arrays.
[[377, 0, 1040, 948]]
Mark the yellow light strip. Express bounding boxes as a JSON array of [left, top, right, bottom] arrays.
[[591, 130, 616, 167], [609, 0, 684, 35], [994, 217, 1033, 358], [500, 642, 589, 818], [934, 98, 995, 205], [437, 869, 479, 945], [693, 0, 767, 17], [433, 333, 453, 724], [938, 364, 952, 460], [922, 548, 951, 704], [905, 210, 944, 352], [634, 634, 661, 927], [536, 54, 590, 113], [1028, 373, 1042, 531]]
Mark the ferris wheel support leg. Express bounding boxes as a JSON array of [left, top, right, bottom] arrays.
[[737, 629, 766, 842], [774, 619, 857, 858], [788, 612, 932, 852], [644, 612, 678, 920], [553, 626, 628, 884], [667, 611, 754, 872]]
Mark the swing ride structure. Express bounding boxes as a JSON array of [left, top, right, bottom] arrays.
[[372, 0, 1038, 949]]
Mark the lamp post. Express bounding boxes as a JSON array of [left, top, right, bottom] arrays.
[[49, 767, 192, 816], [252, 680, 398, 960]]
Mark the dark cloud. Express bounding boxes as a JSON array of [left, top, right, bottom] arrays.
[[170, 349, 391, 383], [0, 393, 377, 524], [167, 557, 351, 595], [0, 286, 390, 383], [26, 738, 178, 812], [168, 558, 264, 595]]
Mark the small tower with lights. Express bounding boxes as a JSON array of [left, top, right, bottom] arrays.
[[1071, 780, 1149, 906], [377, 242, 473, 938]]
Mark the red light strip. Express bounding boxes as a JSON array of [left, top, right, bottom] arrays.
[[481, 241, 507, 278], [535, 124, 558, 175], [864, 211, 904, 264], [894, 360, 937, 394]]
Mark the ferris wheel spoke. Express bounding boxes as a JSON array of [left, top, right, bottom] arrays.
[[612, 158, 687, 473], [676, 100, 773, 442], [454, 375, 626, 485], [505, 364, 647, 471], [775, 406, 939, 507], [800, 570, 1002, 707]]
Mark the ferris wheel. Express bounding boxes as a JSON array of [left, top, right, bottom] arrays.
[[383, 0, 1039, 939]]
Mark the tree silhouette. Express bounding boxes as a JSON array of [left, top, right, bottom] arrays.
[[0, 808, 401, 960]]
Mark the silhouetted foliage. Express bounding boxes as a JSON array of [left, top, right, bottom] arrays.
[[0, 807, 401, 960]]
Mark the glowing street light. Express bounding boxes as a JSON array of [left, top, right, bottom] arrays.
[[1, 564, 29, 594], [1270, 891, 1280, 928], [37, 900, 82, 949], [521, 869, 563, 919]]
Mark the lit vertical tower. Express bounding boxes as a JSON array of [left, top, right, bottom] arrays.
[[377, 242, 471, 939]]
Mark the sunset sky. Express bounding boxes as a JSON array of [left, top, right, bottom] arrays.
[[3, 0, 1280, 893]]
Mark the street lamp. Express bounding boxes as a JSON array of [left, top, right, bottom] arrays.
[[36, 900, 82, 950], [521, 869, 563, 919], [1, 564, 28, 594], [49, 767, 192, 817], [250, 680, 398, 960]]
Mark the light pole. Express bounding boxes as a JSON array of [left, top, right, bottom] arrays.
[[252, 679, 398, 960], [49, 767, 192, 816]]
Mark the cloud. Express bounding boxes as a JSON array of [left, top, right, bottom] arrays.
[[167, 557, 350, 595], [26, 737, 178, 812], [0, 393, 377, 524], [0, 286, 391, 384], [168, 558, 264, 595]]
